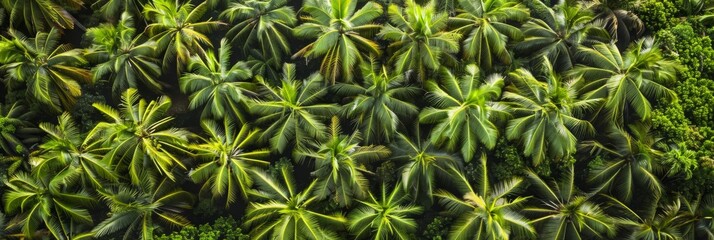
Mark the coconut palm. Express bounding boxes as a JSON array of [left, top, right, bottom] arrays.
[[93, 176, 193, 240], [189, 119, 269, 208], [347, 183, 423, 240], [419, 65, 509, 162], [391, 126, 459, 205], [293, 0, 383, 83], [570, 38, 679, 127], [582, 123, 665, 203], [524, 167, 617, 240], [296, 117, 391, 206], [435, 155, 535, 240], [0, 28, 91, 112], [449, 0, 529, 70], [221, 0, 296, 68], [678, 194, 714, 240], [0, 102, 36, 156], [606, 195, 689, 240], [87, 88, 193, 184], [1, 0, 80, 32], [379, 0, 461, 82], [142, 0, 223, 72], [503, 64, 598, 165], [251, 63, 338, 153], [179, 38, 255, 121], [92, 0, 146, 20], [30, 113, 117, 188], [244, 165, 346, 239], [245, 48, 282, 83], [516, 1, 609, 72], [3, 172, 95, 239], [86, 12, 162, 95], [582, 0, 643, 49], [334, 60, 420, 144]]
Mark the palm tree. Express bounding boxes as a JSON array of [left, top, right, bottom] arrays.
[[516, 1, 609, 72], [221, 0, 296, 68], [142, 0, 223, 72], [678, 194, 714, 240], [391, 127, 460, 205], [86, 12, 163, 95], [251, 63, 338, 153], [348, 182, 423, 239], [449, 0, 529, 70], [244, 165, 346, 239], [1, 0, 80, 32], [379, 0, 461, 82], [0, 28, 91, 112], [296, 117, 391, 207], [582, 0, 643, 49], [0, 102, 36, 156], [503, 64, 598, 165], [334, 60, 420, 144], [245, 48, 282, 83], [524, 167, 617, 240], [179, 38, 255, 121], [91, 0, 146, 20], [189, 119, 270, 208], [293, 0, 383, 83], [93, 176, 193, 240], [582, 123, 665, 203], [30, 113, 117, 188], [606, 195, 690, 240], [435, 155, 535, 240], [87, 88, 193, 184], [3, 172, 95, 239], [419, 65, 508, 162], [570, 38, 679, 127]]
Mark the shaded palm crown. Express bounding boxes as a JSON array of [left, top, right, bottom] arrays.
[[87, 88, 193, 185], [92, 177, 193, 240], [450, 0, 529, 70], [296, 116, 391, 207], [0, 28, 91, 112], [1, 0, 81, 32], [3, 172, 95, 239], [391, 126, 460, 205], [524, 167, 617, 240], [348, 183, 423, 239], [516, 1, 610, 72], [180, 38, 255, 121], [571, 38, 679, 127], [435, 156, 535, 240], [86, 12, 163, 95], [334, 60, 420, 144], [30, 113, 117, 189], [293, 0, 383, 83], [379, 0, 461, 82], [143, 0, 224, 72], [244, 165, 346, 239], [188, 118, 269, 207], [222, 0, 296, 68]]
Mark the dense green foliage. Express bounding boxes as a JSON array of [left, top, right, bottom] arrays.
[[1, 0, 714, 239]]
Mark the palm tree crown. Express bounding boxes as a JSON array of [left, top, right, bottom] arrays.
[[293, 0, 383, 83], [419, 64, 509, 162]]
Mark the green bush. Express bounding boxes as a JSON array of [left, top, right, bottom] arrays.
[[635, 0, 677, 32], [657, 22, 714, 78], [421, 216, 452, 240], [676, 78, 714, 127], [155, 217, 249, 240]]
